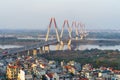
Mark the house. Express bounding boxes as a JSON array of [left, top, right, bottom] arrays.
[[40, 63, 46, 69], [64, 65, 76, 74], [74, 62, 81, 71], [45, 72, 59, 80], [49, 60, 57, 69], [112, 73, 120, 80], [101, 70, 111, 78]]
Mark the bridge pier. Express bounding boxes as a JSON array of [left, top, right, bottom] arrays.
[[60, 41, 64, 50], [56, 43, 60, 50], [44, 45, 50, 53], [33, 49, 37, 56], [39, 47, 44, 54]]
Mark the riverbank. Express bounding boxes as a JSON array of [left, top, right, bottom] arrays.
[[0, 39, 43, 46], [1, 38, 120, 46]]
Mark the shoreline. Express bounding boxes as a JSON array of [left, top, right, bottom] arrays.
[[1, 39, 120, 46]]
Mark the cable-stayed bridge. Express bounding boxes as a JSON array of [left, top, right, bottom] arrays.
[[1, 18, 88, 57]]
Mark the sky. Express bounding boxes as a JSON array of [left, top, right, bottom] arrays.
[[0, 0, 120, 30]]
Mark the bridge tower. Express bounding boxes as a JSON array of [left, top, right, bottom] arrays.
[[71, 21, 79, 40], [45, 18, 60, 52], [79, 23, 88, 40], [60, 20, 72, 50], [82, 24, 88, 38]]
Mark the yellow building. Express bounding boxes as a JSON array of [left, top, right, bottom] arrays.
[[6, 64, 20, 80]]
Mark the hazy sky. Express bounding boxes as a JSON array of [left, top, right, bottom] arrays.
[[0, 0, 120, 30]]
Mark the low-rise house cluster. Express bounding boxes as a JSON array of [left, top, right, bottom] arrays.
[[0, 54, 120, 80]]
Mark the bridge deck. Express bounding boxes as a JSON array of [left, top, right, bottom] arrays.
[[1, 39, 58, 57]]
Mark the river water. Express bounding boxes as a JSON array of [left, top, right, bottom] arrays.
[[0, 45, 22, 49], [0, 44, 120, 51], [75, 45, 120, 51], [1, 38, 120, 50]]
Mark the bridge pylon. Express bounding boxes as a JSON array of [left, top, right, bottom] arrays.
[[45, 18, 60, 52], [71, 21, 79, 40], [79, 23, 88, 40], [60, 20, 72, 50]]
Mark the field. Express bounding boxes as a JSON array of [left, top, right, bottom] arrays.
[[40, 49, 120, 69]]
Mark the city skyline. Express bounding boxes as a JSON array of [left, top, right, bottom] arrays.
[[0, 0, 120, 30]]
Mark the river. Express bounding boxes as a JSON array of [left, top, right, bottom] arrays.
[[75, 44, 120, 51], [0, 45, 22, 49], [0, 44, 120, 51]]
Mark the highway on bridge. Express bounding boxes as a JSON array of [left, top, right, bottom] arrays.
[[1, 39, 58, 57]]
